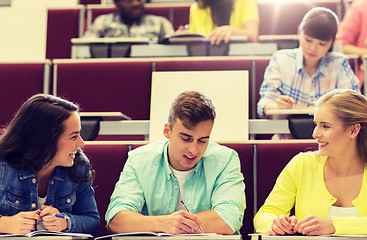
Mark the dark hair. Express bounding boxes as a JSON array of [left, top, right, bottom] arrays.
[[197, 0, 234, 27], [300, 7, 339, 50], [168, 91, 216, 129], [316, 89, 367, 163], [0, 94, 93, 183]]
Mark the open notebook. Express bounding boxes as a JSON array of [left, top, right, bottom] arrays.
[[0, 230, 92, 238]]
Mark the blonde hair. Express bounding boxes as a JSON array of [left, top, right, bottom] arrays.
[[316, 89, 367, 162]]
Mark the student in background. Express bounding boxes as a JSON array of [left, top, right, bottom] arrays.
[[106, 91, 245, 234], [336, 0, 367, 88], [84, 0, 174, 43], [257, 7, 359, 120], [0, 94, 100, 235], [254, 89, 367, 235], [177, 0, 259, 45]]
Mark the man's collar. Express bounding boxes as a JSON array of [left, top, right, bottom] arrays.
[[163, 141, 203, 180]]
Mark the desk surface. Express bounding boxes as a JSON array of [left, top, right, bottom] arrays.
[[266, 109, 314, 116], [72, 37, 151, 44]]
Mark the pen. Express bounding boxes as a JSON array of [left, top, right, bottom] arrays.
[[275, 85, 283, 95], [54, 213, 66, 219], [180, 200, 204, 234], [183, 24, 189, 31]]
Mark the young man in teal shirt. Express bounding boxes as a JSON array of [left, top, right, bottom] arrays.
[[106, 91, 245, 234]]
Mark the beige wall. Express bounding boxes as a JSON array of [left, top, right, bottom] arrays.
[[0, 0, 78, 61]]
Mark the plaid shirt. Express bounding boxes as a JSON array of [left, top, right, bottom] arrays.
[[257, 48, 360, 118], [84, 13, 174, 43]]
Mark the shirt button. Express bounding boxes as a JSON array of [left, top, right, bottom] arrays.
[[15, 200, 19, 205], [31, 203, 36, 208], [50, 181, 54, 185], [174, 185, 178, 189], [32, 178, 37, 184], [67, 199, 71, 204]]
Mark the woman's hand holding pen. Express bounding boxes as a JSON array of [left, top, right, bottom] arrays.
[[277, 95, 296, 109], [160, 210, 203, 234], [0, 211, 40, 234], [275, 85, 295, 109], [269, 214, 297, 235], [39, 205, 68, 232]]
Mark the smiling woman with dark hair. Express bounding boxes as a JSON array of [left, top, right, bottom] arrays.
[[0, 94, 100, 235]]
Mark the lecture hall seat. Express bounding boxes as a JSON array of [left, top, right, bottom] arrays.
[[53, 59, 153, 120], [222, 143, 254, 240], [83, 144, 130, 237], [46, 7, 84, 59], [0, 61, 50, 128], [171, 4, 190, 30], [255, 142, 318, 210]]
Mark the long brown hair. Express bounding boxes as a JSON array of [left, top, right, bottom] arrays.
[[0, 94, 93, 183], [197, 0, 235, 27]]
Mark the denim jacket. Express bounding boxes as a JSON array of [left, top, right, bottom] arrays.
[[0, 157, 100, 236]]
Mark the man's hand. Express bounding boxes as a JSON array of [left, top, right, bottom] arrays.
[[159, 210, 202, 234]]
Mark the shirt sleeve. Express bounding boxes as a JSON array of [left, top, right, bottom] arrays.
[[83, 15, 108, 38], [158, 17, 175, 41], [238, 0, 259, 23], [332, 216, 367, 234], [211, 150, 246, 233], [336, 57, 360, 92], [105, 156, 145, 226], [253, 155, 300, 234], [336, 2, 362, 46], [66, 180, 101, 236], [257, 52, 283, 118]]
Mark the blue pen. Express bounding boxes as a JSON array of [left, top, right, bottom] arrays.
[[180, 200, 204, 234], [275, 85, 283, 95], [55, 213, 66, 219]]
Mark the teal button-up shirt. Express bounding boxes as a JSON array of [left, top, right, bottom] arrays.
[[106, 141, 246, 233]]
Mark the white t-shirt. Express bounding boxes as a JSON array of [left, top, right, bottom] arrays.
[[170, 166, 194, 211], [327, 206, 360, 218], [36, 196, 47, 230]]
